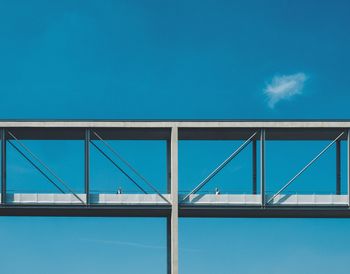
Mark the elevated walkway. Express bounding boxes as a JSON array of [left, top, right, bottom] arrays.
[[0, 193, 347, 207]]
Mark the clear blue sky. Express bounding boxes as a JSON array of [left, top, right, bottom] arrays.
[[1, 0, 350, 273]]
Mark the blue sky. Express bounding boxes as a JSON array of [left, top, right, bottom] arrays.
[[1, 0, 350, 273]]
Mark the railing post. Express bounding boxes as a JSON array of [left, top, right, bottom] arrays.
[[85, 128, 90, 205], [1, 129, 6, 205], [260, 129, 265, 206], [167, 126, 178, 274]]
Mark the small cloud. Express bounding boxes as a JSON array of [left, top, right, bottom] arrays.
[[264, 73, 307, 108]]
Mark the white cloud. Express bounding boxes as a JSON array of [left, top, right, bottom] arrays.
[[264, 73, 307, 108]]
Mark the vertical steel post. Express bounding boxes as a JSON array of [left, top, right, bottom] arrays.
[[336, 140, 341, 195], [348, 130, 350, 206], [260, 129, 265, 206], [252, 140, 257, 194], [1, 129, 6, 204], [85, 129, 90, 205], [167, 137, 171, 194], [167, 126, 178, 274]]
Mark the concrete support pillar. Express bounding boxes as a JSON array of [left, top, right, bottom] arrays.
[[336, 140, 341, 195], [260, 129, 265, 206], [167, 126, 178, 274], [1, 129, 6, 204]]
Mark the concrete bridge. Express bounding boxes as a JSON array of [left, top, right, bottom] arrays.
[[1, 120, 350, 274]]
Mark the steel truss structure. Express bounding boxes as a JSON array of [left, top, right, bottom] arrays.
[[1, 120, 350, 274]]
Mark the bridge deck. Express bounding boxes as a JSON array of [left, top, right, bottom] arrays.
[[0, 194, 349, 218], [0, 193, 347, 206]]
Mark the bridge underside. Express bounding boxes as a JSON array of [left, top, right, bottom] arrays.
[[1, 206, 350, 218]]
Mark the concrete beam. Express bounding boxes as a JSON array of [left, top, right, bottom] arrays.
[[1, 120, 350, 128], [1, 122, 347, 140], [0, 206, 171, 217], [179, 207, 350, 218]]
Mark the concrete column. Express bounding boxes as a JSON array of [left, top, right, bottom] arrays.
[[167, 126, 178, 274]]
